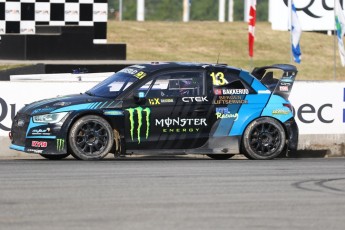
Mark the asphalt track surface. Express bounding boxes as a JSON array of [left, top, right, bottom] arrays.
[[1, 155, 345, 230]]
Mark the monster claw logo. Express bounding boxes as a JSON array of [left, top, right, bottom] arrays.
[[57, 139, 65, 152], [126, 107, 151, 144]]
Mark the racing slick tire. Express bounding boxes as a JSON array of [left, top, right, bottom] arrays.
[[68, 115, 114, 160], [206, 154, 235, 160], [241, 117, 286, 160], [39, 153, 70, 160]]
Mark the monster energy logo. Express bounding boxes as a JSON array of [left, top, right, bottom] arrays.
[[57, 139, 65, 152], [126, 107, 151, 144]]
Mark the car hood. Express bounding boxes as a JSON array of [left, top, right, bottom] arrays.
[[18, 94, 122, 115]]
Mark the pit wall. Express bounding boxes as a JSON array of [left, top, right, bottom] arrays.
[[1, 81, 344, 157]]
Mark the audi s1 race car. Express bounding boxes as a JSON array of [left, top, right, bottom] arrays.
[[9, 62, 298, 160]]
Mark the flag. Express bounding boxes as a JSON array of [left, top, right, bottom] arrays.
[[248, 0, 256, 58], [291, 0, 302, 63], [335, 0, 345, 66]]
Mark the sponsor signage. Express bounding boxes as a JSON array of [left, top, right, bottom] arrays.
[[270, 0, 344, 31], [57, 139, 65, 152], [215, 107, 239, 120], [126, 107, 151, 144], [214, 96, 248, 105]]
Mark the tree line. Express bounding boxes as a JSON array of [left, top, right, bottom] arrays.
[[109, 0, 269, 21]]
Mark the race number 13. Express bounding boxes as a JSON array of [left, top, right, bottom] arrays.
[[210, 72, 226, 86]]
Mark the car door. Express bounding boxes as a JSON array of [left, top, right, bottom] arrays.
[[122, 69, 212, 150]]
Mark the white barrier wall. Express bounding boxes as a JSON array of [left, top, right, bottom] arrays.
[[1, 81, 345, 155]]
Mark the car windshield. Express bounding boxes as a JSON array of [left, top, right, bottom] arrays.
[[86, 72, 138, 98]]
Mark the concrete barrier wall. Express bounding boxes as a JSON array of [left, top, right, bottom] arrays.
[[1, 80, 345, 157]]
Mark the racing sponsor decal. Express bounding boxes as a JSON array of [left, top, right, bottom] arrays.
[[148, 98, 160, 105], [57, 139, 65, 152], [126, 107, 151, 144], [182, 97, 208, 102], [155, 117, 207, 133], [103, 110, 123, 116], [272, 109, 290, 115], [213, 89, 222, 95], [31, 128, 51, 136], [148, 98, 175, 105], [53, 102, 72, 107], [27, 149, 43, 154], [210, 72, 228, 86], [215, 108, 239, 120], [32, 108, 55, 114], [155, 118, 207, 127], [118, 68, 147, 79], [31, 141, 47, 148], [279, 86, 289, 92], [222, 89, 249, 95], [214, 96, 248, 105]]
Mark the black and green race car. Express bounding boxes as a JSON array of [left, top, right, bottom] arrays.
[[9, 62, 298, 160]]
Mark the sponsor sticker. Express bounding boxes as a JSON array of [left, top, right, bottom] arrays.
[[126, 107, 151, 144], [31, 141, 47, 148], [214, 96, 248, 105], [32, 108, 55, 114], [279, 86, 289, 91], [155, 117, 207, 128], [27, 149, 43, 154], [215, 107, 239, 120], [222, 89, 249, 95], [182, 97, 208, 103], [57, 139, 65, 152], [103, 110, 123, 116], [213, 89, 222, 95], [31, 128, 51, 136], [272, 109, 290, 115]]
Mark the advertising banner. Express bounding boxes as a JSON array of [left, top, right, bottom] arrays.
[[270, 0, 345, 31]]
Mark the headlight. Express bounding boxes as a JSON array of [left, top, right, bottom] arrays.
[[33, 112, 69, 123]]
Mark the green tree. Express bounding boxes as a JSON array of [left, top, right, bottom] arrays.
[[190, 0, 218, 21], [234, 0, 268, 21], [146, 0, 182, 21]]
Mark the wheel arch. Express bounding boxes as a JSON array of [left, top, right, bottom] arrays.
[[64, 110, 122, 154], [238, 116, 289, 153]]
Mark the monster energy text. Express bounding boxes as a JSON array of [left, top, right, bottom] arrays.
[[126, 107, 151, 144], [57, 139, 65, 152]]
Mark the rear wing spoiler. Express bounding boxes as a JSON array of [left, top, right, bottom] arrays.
[[251, 64, 298, 100]]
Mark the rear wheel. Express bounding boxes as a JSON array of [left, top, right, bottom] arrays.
[[40, 153, 70, 160], [206, 154, 234, 160], [241, 117, 286, 160], [68, 115, 114, 160]]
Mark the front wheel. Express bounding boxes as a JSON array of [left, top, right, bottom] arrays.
[[241, 117, 286, 160], [68, 115, 114, 160]]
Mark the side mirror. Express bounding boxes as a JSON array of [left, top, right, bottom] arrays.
[[133, 91, 146, 104]]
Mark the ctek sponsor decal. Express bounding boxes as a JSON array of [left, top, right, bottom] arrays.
[[126, 107, 151, 144], [215, 107, 239, 120], [57, 139, 65, 152], [182, 97, 208, 102]]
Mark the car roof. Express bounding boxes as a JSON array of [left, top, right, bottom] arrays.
[[127, 62, 242, 73]]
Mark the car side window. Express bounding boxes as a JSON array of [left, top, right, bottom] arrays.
[[138, 71, 205, 98]]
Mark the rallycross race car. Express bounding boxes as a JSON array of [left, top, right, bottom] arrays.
[[9, 62, 298, 160]]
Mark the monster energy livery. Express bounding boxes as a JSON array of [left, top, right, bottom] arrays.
[[9, 62, 299, 160]]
